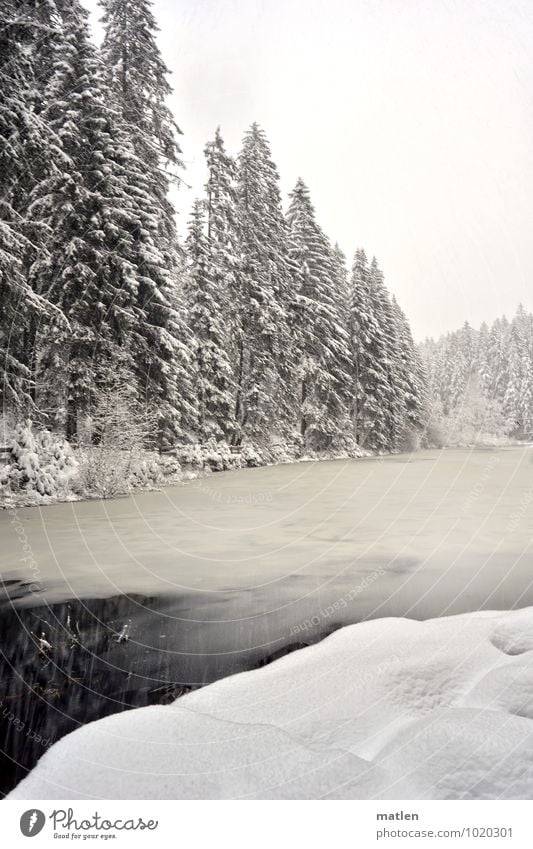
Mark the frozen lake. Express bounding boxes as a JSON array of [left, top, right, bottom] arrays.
[[1, 446, 533, 793], [3, 446, 533, 621]]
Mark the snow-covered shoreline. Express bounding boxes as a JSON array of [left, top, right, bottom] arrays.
[[9, 607, 533, 800], [4, 438, 528, 511], [0, 439, 369, 510]]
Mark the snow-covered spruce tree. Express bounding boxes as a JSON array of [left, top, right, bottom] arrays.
[[509, 306, 533, 437], [185, 200, 235, 440], [99, 0, 195, 447], [367, 259, 406, 450], [99, 0, 182, 262], [202, 127, 242, 436], [11, 2, 72, 406], [435, 327, 470, 418], [27, 1, 195, 446], [21, 1, 66, 87], [474, 321, 492, 397], [504, 321, 533, 437], [28, 0, 140, 439], [0, 1, 65, 413], [331, 243, 352, 324], [348, 249, 391, 450], [487, 316, 510, 403], [453, 322, 476, 409], [205, 127, 240, 257], [234, 124, 296, 444], [390, 294, 428, 445], [286, 179, 353, 453]]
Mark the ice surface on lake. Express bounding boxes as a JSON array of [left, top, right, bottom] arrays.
[[9, 606, 533, 799], [2, 448, 533, 637]]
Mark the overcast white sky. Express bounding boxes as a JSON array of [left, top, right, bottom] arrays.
[[84, 0, 533, 339]]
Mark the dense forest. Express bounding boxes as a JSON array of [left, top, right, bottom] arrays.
[[421, 306, 533, 446], [0, 0, 527, 505]]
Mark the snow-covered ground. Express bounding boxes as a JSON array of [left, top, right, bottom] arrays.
[[9, 607, 533, 800]]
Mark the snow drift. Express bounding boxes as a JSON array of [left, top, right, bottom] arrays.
[[9, 607, 533, 800]]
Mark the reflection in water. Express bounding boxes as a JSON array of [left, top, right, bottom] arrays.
[[0, 589, 314, 797]]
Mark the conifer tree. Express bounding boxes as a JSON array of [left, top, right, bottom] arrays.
[[504, 315, 533, 437], [348, 249, 391, 450], [475, 321, 492, 396], [0, 1, 64, 412], [99, 0, 182, 259], [287, 179, 352, 452], [99, 0, 195, 445], [331, 244, 351, 324], [390, 295, 428, 440], [28, 0, 143, 437], [488, 317, 510, 402], [202, 127, 240, 436], [368, 259, 405, 449], [185, 200, 235, 440], [234, 123, 294, 443]]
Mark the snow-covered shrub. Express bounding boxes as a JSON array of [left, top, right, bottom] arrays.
[[287, 433, 304, 460], [128, 453, 162, 488], [0, 462, 11, 501], [3, 421, 78, 499], [77, 446, 162, 499], [76, 371, 158, 499], [239, 443, 263, 467], [423, 419, 447, 449], [255, 440, 295, 465], [157, 454, 181, 478], [438, 388, 511, 448], [8, 421, 41, 492], [322, 421, 360, 458], [202, 441, 226, 471], [76, 448, 127, 499], [399, 426, 422, 452], [172, 440, 242, 474], [37, 429, 78, 490], [174, 442, 205, 471], [203, 440, 242, 471]]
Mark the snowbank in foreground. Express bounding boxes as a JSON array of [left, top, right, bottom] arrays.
[[9, 608, 533, 799]]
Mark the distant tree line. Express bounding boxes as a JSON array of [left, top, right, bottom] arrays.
[[421, 306, 533, 443], [1, 0, 427, 457]]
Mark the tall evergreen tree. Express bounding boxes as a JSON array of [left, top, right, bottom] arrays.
[[99, 0, 182, 258], [331, 243, 351, 323], [201, 127, 240, 436], [348, 249, 391, 450], [0, 1, 64, 412], [99, 0, 195, 445], [27, 0, 197, 445], [286, 179, 352, 452], [28, 0, 142, 436], [234, 123, 294, 443], [503, 315, 533, 437], [474, 321, 492, 396], [367, 258, 405, 449], [488, 316, 510, 402], [390, 295, 428, 439], [185, 200, 235, 440]]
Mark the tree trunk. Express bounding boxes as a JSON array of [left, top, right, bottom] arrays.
[[65, 397, 77, 443]]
